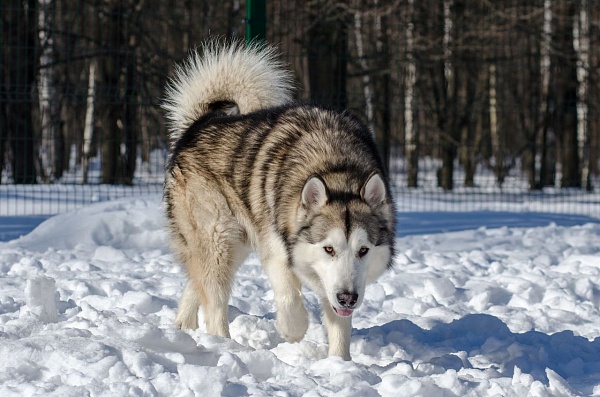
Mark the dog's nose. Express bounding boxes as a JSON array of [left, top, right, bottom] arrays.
[[336, 292, 358, 308]]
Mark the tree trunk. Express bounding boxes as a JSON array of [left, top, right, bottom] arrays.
[[227, 0, 241, 39], [554, 1, 579, 188], [439, 146, 455, 191], [372, 0, 391, 175], [0, 1, 5, 184], [122, 33, 138, 185], [512, 2, 541, 191], [437, 0, 455, 191], [98, 1, 123, 185], [489, 64, 504, 185], [5, 0, 38, 184], [82, 61, 96, 184], [38, 0, 64, 182], [461, 69, 478, 188], [574, 0, 591, 190], [307, 4, 348, 108], [138, 43, 150, 166], [539, 0, 555, 188], [353, 6, 374, 131], [404, 0, 418, 188]]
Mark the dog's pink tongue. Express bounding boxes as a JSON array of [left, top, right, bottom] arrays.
[[335, 308, 354, 317]]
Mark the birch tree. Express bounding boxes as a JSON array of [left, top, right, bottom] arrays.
[[352, 3, 374, 132], [38, 0, 64, 182], [404, 0, 418, 187], [437, 0, 455, 191], [539, 0, 556, 188], [488, 64, 501, 184], [574, 0, 591, 190], [373, 0, 393, 175], [82, 62, 96, 184]]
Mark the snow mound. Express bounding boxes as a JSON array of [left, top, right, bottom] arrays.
[[8, 195, 167, 253]]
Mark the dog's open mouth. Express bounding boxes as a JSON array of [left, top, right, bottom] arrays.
[[333, 307, 354, 317]]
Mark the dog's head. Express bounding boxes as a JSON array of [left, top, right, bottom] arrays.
[[291, 173, 395, 317]]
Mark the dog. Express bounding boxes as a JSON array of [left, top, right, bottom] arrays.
[[162, 40, 395, 360]]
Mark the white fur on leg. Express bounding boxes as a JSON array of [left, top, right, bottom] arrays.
[[276, 289, 309, 343], [322, 303, 352, 360], [261, 239, 309, 343], [202, 242, 249, 338], [203, 287, 231, 338], [175, 282, 200, 329]]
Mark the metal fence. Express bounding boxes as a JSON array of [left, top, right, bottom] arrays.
[[1, 1, 600, 216]]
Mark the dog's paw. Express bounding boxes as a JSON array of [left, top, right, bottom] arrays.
[[276, 303, 309, 343], [175, 311, 199, 330]]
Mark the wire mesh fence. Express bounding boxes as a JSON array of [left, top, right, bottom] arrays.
[[1, 1, 600, 216]]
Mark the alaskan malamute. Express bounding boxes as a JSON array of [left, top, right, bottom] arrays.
[[163, 40, 395, 360]]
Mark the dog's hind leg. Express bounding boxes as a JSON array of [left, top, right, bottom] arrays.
[[190, 264, 231, 338], [169, 174, 248, 338], [182, 234, 248, 338]]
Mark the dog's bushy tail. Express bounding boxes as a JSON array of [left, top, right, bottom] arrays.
[[162, 40, 294, 148]]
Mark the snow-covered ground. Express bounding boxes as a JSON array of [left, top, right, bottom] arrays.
[[1, 193, 600, 396]]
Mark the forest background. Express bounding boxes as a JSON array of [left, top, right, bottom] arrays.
[[1, 0, 599, 197]]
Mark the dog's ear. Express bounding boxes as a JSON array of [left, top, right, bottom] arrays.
[[361, 173, 386, 207], [301, 176, 329, 212]]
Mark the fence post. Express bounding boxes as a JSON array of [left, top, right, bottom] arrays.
[[246, 0, 266, 44]]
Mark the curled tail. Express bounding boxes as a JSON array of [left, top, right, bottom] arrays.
[[162, 40, 294, 148]]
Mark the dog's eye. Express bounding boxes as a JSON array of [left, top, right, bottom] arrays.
[[358, 247, 369, 258], [323, 246, 335, 256]]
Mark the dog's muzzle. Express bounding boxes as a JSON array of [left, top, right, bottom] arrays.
[[333, 291, 358, 317]]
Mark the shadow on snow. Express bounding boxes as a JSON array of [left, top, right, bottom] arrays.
[[355, 313, 600, 392]]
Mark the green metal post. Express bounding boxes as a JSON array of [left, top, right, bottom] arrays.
[[246, 0, 266, 44]]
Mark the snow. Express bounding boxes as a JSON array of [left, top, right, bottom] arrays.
[[1, 193, 600, 396]]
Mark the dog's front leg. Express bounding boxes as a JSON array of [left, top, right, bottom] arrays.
[[322, 303, 352, 360], [267, 266, 309, 342], [274, 278, 309, 343], [261, 246, 309, 343]]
